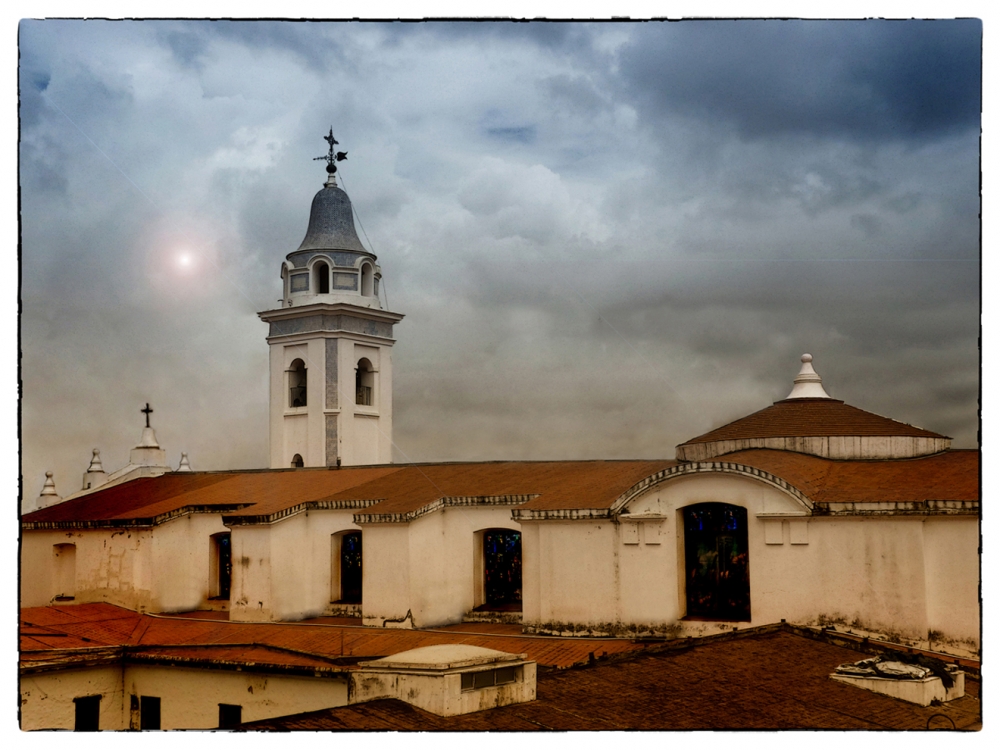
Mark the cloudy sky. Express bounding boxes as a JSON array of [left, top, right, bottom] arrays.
[[17, 18, 981, 508]]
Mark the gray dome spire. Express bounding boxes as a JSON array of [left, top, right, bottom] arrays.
[[295, 184, 368, 253]]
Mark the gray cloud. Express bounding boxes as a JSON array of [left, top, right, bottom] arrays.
[[17, 20, 979, 511], [617, 19, 981, 143]]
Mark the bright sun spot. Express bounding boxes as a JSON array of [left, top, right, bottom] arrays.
[[178, 253, 192, 268]]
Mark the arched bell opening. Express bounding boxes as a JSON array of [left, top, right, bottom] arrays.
[[288, 359, 307, 408], [355, 358, 374, 406], [314, 260, 330, 294], [361, 262, 374, 297]]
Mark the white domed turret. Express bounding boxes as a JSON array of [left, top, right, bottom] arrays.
[[785, 353, 833, 400], [177, 452, 193, 472], [281, 129, 383, 310], [36, 472, 61, 510], [82, 448, 108, 491]]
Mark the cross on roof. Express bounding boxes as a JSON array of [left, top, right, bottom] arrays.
[[141, 403, 153, 428]]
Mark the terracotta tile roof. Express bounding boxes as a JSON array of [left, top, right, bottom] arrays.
[[22, 473, 232, 524], [717, 448, 979, 505], [241, 630, 982, 731], [22, 461, 676, 525], [330, 461, 676, 514], [22, 444, 975, 526], [20, 603, 646, 670], [681, 398, 946, 445]]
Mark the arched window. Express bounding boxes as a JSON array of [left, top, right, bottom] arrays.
[[475, 529, 522, 611], [331, 532, 362, 603], [683, 503, 750, 621], [288, 359, 307, 407], [356, 358, 374, 406], [291, 454, 304, 468], [315, 261, 330, 294], [210, 533, 232, 600], [361, 262, 374, 297]]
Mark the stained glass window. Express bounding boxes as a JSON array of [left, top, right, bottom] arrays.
[[683, 504, 750, 621]]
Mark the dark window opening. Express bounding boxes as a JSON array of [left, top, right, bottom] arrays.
[[218, 704, 242, 729], [73, 695, 101, 731], [461, 666, 519, 692], [212, 533, 232, 600], [315, 261, 330, 294], [683, 503, 751, 621], [288, 359, 307, 408], [139, 696, 161, 730], [291, 453, 304, 468], [356, 358, 373, 406], [484, 530, 522, 609], [340, 532, 363, 603]]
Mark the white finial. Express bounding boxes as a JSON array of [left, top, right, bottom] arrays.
[[36, 471, 62, 509], [40, 472, 58, 496], [785, 353, 832, 399], [87, 448, 105, 473], [177, 453, 193, 472]]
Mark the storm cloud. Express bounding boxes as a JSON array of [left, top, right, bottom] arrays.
[[18, 20, 980, 511]]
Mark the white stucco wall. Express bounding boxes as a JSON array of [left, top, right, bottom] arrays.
[[405, 507, 521, 628], [521, 472, 979, 651], [360, 523, 411, 627], [20, 665, 348, 730], [339, 339, 394, 466], [20, 666, 126, 731], [922, 517, 980, 649], [230, 509, 362, 622], [122, 664, 348, 729], [20, 528, 154, 611], [21, 515, 231, 613], [153, 514, 232, 612]]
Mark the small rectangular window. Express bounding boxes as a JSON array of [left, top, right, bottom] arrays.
[[461, 672, 475, 691], [219, 703, 242, 729], [140, 696, 161, 730], [494, 666, 517, 685], [73, 695, 101, 731], [473, 670, 495, 689]]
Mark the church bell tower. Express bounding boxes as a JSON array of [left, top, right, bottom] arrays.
[[258, 130, 404, 468]]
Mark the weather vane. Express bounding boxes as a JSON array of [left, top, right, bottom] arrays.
[[314, 127, 348, 177]]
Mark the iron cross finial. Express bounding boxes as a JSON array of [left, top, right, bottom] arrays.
[[141, 403, 153, 428], [314, 127, 348, 175]]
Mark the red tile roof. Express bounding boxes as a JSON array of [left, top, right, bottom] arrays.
[[20, 603, 646, 670], [681, 398, 946, 445], [719, 448, 979, 505], [240, 630, 981, 731], [21, 443, 976, 527], [22, 461, 676, 526]]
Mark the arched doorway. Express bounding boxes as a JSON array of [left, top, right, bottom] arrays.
[[331, 531, 362, 604], [480, 529, 522, 610], [683, 503, 750, 621]]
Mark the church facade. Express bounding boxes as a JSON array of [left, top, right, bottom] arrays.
[[21, 140, 981, 660]]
